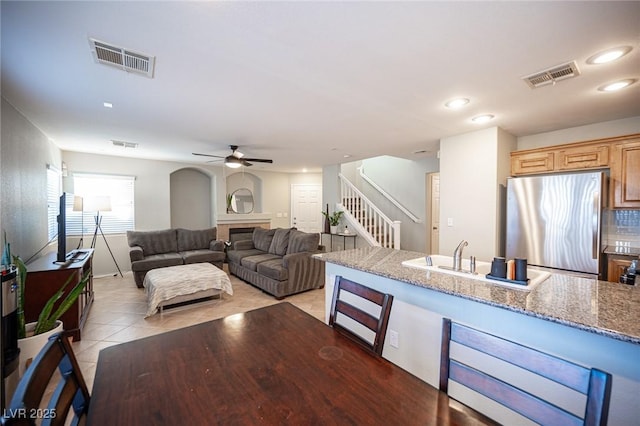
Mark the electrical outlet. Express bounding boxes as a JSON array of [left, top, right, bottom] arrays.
[[389, 330, 399, 348], [447, 218, 454, 227]]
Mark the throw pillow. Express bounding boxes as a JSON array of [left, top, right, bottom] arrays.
[[287, 230, 319, 254], [253, 228, 276, 252], [268, 228, 291, 256]]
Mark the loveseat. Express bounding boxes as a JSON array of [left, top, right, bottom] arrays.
[[127, 228, 226, 288], [227, 227, 325, 299]]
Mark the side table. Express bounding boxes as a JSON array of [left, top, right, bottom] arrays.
[[321, 233, 357, 251]]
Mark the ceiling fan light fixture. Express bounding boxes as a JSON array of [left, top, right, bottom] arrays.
[[225, 158, 243, 168]]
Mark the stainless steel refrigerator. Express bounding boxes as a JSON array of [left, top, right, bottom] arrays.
[[506, 171, 604, 277]]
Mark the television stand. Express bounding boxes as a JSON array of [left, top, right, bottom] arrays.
[[25, 249, 94, 341]]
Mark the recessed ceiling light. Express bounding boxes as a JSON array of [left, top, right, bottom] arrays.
[[471, 114, 494, 124], [343, 154, 352, 158], [587, 46, 632, 65], [103, 102, 113, 108], [445, 98, 470, 109], [598, 79, 637, 92], [302, 168, 308, 173]]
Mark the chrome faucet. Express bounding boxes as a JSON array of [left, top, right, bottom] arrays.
[[453, 240, 468, 271]]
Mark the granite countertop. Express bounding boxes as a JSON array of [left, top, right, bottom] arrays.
[[316, 247, 640, 345]]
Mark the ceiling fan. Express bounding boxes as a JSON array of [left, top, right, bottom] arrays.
[[192, 145, 273, 168]]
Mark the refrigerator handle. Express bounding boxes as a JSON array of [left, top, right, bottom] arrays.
[[592, 192, 600, 260]]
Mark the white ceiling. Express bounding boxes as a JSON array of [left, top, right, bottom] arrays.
[[2, 1, 639, 173]]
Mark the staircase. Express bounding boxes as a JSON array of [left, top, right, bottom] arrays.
[[338, 173, 401, 249]]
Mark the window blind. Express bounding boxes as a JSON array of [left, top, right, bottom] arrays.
[[72, 173, 135, 235]]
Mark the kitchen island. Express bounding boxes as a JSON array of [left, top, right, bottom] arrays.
[[316, 247, 640, 425]]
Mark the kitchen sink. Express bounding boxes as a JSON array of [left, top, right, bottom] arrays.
[[401, 254, 550, 290]]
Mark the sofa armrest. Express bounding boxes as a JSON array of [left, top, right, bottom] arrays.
[[283, 251, 325, 289], [210, 240, 225, 252], [233, 239, 255, 251], [129, 246, 144, 262]]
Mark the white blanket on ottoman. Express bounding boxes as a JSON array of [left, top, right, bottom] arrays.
[[144, 263, 233, 317]]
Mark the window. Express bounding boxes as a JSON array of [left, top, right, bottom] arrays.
[[72, 173, 135, 235], [46, 165, 62, 241]]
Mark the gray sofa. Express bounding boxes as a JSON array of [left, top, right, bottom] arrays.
[[127, 228, 226, 288], [227, 227, 325, 299]]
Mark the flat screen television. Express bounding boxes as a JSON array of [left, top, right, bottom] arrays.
[[56, 192, 82, 263]]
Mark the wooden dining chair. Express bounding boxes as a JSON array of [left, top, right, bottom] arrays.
[[329, 275, 393, 355], [439, 318, 612, 426], [2, 331, 91, 426]]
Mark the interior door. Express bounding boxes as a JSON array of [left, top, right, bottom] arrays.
[[291, 184, 322, 233], [428, 173, 440, 254]]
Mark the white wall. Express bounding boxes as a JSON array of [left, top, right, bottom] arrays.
[[1, 98, 62, 260], [170, 168, 212, 229], [439, 127, 516, 261], [517, 116, 640, 150], [358, 156, 439, 253]]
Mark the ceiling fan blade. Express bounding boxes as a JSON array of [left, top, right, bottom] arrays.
[[243, 158, 273, 163], [193, 152, 225, 158]]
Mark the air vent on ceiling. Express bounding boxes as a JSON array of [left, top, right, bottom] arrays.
[[89, 38, 155, 78], [111, 140, 138, 149], [522, 61, 580, 89]]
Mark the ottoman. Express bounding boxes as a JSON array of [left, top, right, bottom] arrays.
[[143, 263, 233, 317]]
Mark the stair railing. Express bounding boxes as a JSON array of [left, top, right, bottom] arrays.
[[338, 173, 401, 249]]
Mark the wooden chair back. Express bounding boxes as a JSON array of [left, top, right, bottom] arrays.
[[439, 318, 612, 426], [2, 332, 90, 426], [329, 276, 393, 355]]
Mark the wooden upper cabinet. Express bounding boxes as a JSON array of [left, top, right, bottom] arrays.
[[511, 139, 613, 176], [511, 151, 554, 175], [556, 144, 609, 171], [610, 136, 640, 208]]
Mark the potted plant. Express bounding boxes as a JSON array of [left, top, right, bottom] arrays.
[[12, 254, 91, 375], [226, 193, 233, 213], [322, 210, 344, 234]]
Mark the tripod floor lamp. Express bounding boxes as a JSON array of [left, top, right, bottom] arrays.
[[85, 196, 123, 277]]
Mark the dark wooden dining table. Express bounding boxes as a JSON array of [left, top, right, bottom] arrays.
[[87, 302, 493, 425]]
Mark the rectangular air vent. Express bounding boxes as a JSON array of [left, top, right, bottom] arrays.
[[111, 140, 138, 149], [522, 61, 580, 89], [90, 38, 155, 78]]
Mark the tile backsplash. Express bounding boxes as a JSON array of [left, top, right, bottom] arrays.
[[603, 209, 640, 248]]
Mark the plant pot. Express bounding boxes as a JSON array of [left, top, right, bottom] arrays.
[[330, 226, 338, 234], [17, 320, 63, 377]]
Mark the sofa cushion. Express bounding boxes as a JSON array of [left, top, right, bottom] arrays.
[[257, 258, 288, 281], [287, 230, 319, 254], [181, 249, 226, 265], [241, 253, 281, 272], [127, 229, 178, 256], [177, 228, 217, 252], [253, 228, 276, 252], [130, 253, 183, 272], [268, 228, 292, 256], [227, 248, 263, 265]]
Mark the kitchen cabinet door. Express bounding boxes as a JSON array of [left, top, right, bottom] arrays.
[[607, 255, 634, 282], [610, 138, 640, 208], [511, 151, 554, 175], [556, 144, 609, 170]]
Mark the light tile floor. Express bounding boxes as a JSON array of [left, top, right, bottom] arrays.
[[72, 265, 326, 391]]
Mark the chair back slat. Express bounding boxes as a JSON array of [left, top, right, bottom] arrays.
[[2, 332, 90, 426], [330, 276, 393, 356], [449, 360, 583, 426], [440, 318, 612, 426]]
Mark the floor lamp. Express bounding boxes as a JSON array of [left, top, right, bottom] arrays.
[[85, 196, 123, 277]]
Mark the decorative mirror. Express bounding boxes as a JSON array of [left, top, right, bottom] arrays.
[[230, 188, 254, 214]]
